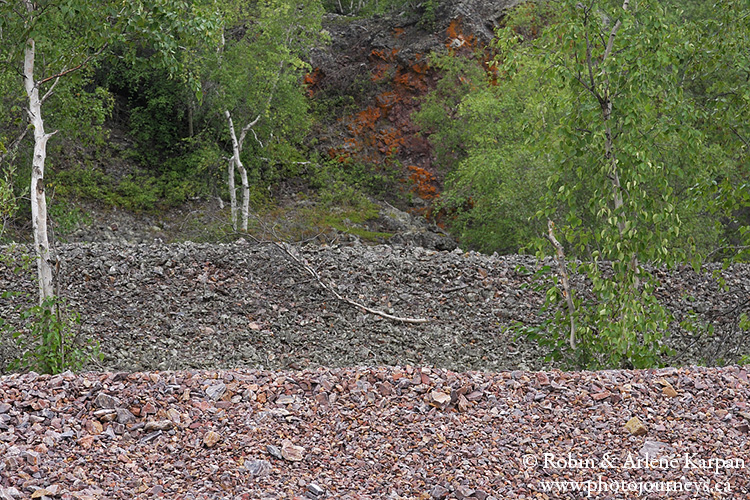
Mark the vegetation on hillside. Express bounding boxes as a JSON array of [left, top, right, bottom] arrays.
[[416, 0, 749, 368], [0, 0, 749, 371]]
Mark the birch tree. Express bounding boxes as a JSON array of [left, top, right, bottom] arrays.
[[22, 23, 55, 303], [211, 0, 326, 231], [0, 0, 218, 305], [511, 0, 710, 368]]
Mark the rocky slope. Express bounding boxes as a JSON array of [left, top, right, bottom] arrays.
[[0, 365, 749, 499], [1, 238, 748, 375]]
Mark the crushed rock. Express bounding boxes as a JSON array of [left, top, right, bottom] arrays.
[[1, 241, 749, 374]]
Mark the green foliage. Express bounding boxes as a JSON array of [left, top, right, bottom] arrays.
[[414, 10, 562, 254], [525, 0, 687, 368], [518, 264, 675, 370], [47, 80, 114, 150], [4, 294, 100, 375], [418, 0, 438, 30], [0, 251, 99, 374], [313, 186, 389, 241], [48, 201, 92, 237], [312, 157, 401, 203], [413, 52, 487, 173], [679, 309, 715, 341], [0, 162, 21, 240], [52, 167, 207, 212], [48, 134, 222, 212], [321, 0, 417, 16], [678, 1, 750, 262], [434, 67, 553, 253], [97, 61, 192, 169], [479, 0, 750, 368]]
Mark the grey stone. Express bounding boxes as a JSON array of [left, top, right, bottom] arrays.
[[93, 393, 122, 409], [245, 459, 272, 476]]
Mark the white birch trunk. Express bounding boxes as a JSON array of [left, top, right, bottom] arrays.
[[225, 110, 250, 232], [23, 38, 55, 305], [602, 0, 639, 287], [238, 162, 249, 232], [227, 156, 237, 230]]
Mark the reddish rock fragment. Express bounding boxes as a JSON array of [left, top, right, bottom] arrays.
[[465, 390, 483, 402], [78, 435, 95, 449], [662, 386, 679, 398], [457, 394, 470, 412], [378, 381, 394, 396], [93, 393, 121, 409], [428, 391, 451, 410], [455, 485, 475, 499], [535, 372, 550, 386], [591, 391, 612, 401], [429, 484, 449, 499], [147, 485, 164, 495], [144, 420, 173, 432], [281, 439, 305, 461]]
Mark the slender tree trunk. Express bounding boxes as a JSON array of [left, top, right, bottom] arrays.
[[547, 220, 576, 349], [227, 156, 238, 230], [239, 163, 249, 232], [23, 38, 55, 305], [601, 0, 639, 287], [225, 110, 249, 231]]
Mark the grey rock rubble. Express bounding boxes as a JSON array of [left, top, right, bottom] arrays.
[[1, 240, 748, 374]]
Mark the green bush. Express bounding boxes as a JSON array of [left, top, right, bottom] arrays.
[[5, 295, 100, 374], [517, 264, 674, 370], [48, 201, 92, 236]]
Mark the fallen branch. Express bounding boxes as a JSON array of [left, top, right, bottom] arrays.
[[547, 219, 577, 349], [441, 283, 470, 294], [272, 241, 429, 324]]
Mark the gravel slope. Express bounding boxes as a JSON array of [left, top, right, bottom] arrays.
[[0, 365, 748, 499], [2, 242, 750, 499], [1, 241, 750, 373]]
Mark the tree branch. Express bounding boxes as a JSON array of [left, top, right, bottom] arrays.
[[603, 0, 629, 63], [40, 76, 59, 103], [0, 127, 29, 166], [37, 43, 109, 87], [272, 241, 429, 324], [237, 114, 261, 149], [547, 219, 577, 349], [583, 9, 597, 93]]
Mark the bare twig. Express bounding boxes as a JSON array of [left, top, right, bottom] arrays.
[[547, 219, 577, 349], [442, 284, 470, 294], [37, 43, 109, 87], [0, 127, 29, 166]]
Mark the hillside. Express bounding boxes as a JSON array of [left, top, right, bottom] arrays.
[[2, 1, 750, 498]]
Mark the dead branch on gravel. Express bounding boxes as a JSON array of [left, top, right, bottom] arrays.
[[214, 206, 429, 324], [547, 219, 576, 349], [270, 241, 429, 324]]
